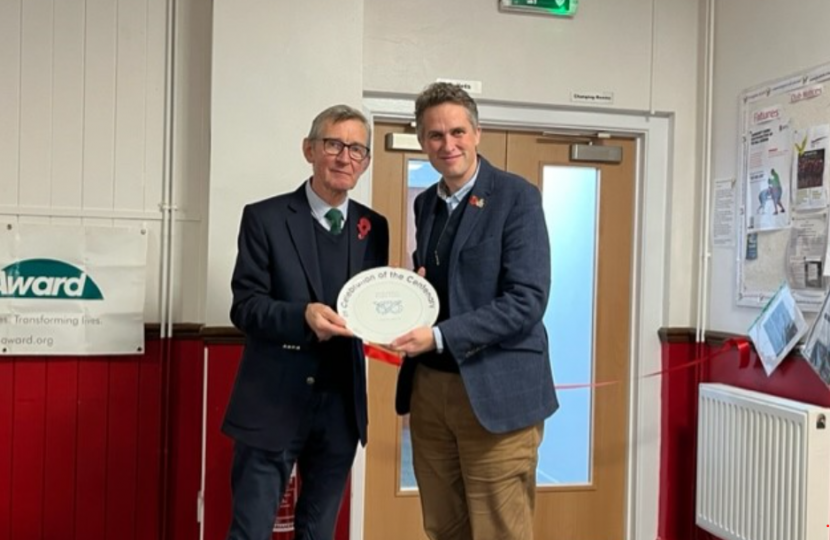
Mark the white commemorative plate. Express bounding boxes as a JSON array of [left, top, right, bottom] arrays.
[[337, 266, 439, 344]]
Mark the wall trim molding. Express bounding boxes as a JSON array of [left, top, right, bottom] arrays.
[[200, 326, 244, 345], [657, 327, 744, 348], [145, 323, 204, 340]]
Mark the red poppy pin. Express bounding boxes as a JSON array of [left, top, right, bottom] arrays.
[[357, 217, 371, 240], [469, 195, 485, 208]]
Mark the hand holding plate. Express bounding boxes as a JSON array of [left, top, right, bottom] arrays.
[[390, 326, 436, 357], [305, 302, 354, 341]]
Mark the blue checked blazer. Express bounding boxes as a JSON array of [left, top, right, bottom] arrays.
[[395, 157, 558, 433]]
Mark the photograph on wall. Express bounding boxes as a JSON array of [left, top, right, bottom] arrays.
[[792, 124, 830, 210], [786, 212, 827, 291], [746, 110, 793, 232], [748, 283, 808, 376], [745, 233, 758, 260], [802, 290, 830, 385]]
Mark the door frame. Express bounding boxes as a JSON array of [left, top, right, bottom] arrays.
[[350, 95, 671, 540]]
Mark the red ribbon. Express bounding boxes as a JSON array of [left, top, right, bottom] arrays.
[[730, 338, 752, 369], [363, 343, 403, 367], [364, 337, 753, 390]]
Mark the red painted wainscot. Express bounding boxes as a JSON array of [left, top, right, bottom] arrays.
[[657, 328, 830, 540], [201, 330, 350, 540], [0, 326, 349, 540]]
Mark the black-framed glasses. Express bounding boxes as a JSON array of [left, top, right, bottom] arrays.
[[319, 138, 370, 161]]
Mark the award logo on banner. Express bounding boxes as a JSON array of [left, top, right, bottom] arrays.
[[0, 224, 148, 356]]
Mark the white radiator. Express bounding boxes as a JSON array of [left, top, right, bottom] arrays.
[[696, 383, 830, 540]]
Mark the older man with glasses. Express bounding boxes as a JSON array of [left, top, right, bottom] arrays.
[[222, 104, 389, 540]]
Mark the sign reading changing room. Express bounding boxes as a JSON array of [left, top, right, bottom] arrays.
[[0, 225, 148, 355]]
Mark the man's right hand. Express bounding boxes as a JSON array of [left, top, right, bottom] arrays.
[[305, 303, 353, 341], [390, 326, 436, 357]]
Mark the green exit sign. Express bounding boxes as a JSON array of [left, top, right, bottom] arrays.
[[499, 0, 578, 17]]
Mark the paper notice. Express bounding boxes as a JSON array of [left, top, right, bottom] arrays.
[[713, 179, 736, 247]]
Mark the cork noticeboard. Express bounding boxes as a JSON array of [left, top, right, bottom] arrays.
[[737, 62, 830, 311]]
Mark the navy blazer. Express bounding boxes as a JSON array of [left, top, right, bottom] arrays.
[[395, 157, 558, 433], [223, 184, 389, 451]]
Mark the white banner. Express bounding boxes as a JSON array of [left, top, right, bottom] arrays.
[[0, 224, 148, 355]]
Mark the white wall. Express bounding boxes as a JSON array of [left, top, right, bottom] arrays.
[[708, 0, 830, 333], [0, 0, 167, 319], [0, 0, 211, 324], [0, 0, 703, 334], [364, 0, 652, 109], [172, 0, 213, 323], [364, 0, 702, 326], [206, 0, 366, 325]]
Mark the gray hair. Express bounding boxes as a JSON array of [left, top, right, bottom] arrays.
[[307, 104, 372, 146], [414, 82, 479, 138]]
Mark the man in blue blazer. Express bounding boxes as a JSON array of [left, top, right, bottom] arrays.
[[223, 105, 389, 540], [392, 83, 557, 540]]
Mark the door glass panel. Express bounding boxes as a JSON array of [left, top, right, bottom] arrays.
[[538, 165, 598, 486], [399, 158, 441, 491], [403, 159, 442, 271]]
